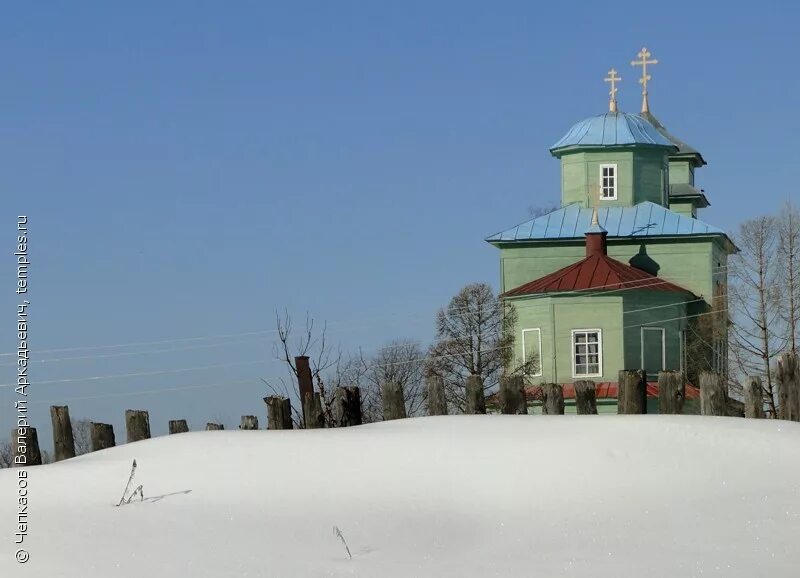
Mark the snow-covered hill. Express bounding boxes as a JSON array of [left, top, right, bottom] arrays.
[[2, 415, 800, 577]]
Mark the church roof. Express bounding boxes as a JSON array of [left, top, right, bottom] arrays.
[[550, 112, 676, 155], [501, 250, 693, 297], [640, 111, 707, 166], [486, 202, 725, 243], [669, 183, 710, 208]]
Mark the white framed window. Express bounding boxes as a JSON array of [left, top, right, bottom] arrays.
[[571, 329, 602, 378], [640, 327, 666, 374], [522, 328, 543, 377], [599, 164, 617, 199]]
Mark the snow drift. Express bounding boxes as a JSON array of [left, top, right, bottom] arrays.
[[2, 415, 800, 577]]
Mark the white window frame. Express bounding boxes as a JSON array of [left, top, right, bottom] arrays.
[[521, 328, 543, 377], [640, 327, 666, 372], [599, 163, 617, 200], [571, 329, 603, 378]]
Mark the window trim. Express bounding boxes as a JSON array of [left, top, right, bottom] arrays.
[[521, 328, 543, 377], [599, 163, 618, 200], [571, 328, 603, 378], [640, 327, 666, 373]]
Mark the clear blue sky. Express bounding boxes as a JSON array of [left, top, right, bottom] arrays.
[[2, 1, 798, 447]]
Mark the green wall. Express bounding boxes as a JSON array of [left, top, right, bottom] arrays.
[[500, 237, 719, 301], [511, 291, 689, 384], [668, 160, 694, 185], [559, 148, 669, 208], [511, 294, 624, 383]]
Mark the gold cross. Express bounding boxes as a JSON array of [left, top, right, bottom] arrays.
[[604, 68, 621, 112], [631, 47, 658, 112]]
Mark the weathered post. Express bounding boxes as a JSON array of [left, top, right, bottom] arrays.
[[205, 422, 224, 430], [11, 427, 42, 467], [303, 392, 325, 429], [168, 419, 189, 434], [618, 370, 647, 414], [427, 375, 448, 416], [125, 410, 151, 442], [239, 415, 259, 430], [90, 423, 116, 451], [295, 355, 314, 422], [541, 383, 565, 415], [465, 375, 486, 414], [658, 370, 685, 414], [777, 352, 800, 421], [333, 386, 362, 427], [50, 405, 76, 461], [499, 375, 527, 415], [699, 371, 727, 416], [744, 376, 765, 419], [264, 396, 293, 430], [574, 380, 598, 415], [382, 381, 407, 420]]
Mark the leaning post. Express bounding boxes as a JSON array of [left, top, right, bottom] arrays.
[[699, 371, 727, 416], [50, 405, 76, 461], [618, 370, 647, 414], [541, 383, 565, 415], [574, 380, 598, 415], [465, 375, 486, 414], [657, 370, 685, 414]]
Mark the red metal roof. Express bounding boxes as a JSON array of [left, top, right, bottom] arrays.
[[502, 252, 692, 297]]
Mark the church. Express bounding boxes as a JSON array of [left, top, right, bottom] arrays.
[[487, 48, 735, 396]]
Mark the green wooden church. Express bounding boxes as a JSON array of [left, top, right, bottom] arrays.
[[487, 49, 735, 396]]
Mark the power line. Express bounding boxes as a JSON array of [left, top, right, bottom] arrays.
[[1, 266, 732, 358]]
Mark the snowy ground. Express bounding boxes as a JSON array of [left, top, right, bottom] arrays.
[[2, 415, 800, 577]]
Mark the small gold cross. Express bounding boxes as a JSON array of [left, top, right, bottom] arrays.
[[604, 68, 622, 112], [631, 47, 658, 112]]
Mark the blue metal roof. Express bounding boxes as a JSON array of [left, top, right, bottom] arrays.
[[486, 202, 727, 242], [550, 112, 675, 154]]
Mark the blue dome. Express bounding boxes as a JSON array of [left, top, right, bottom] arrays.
[[550, 112, 675, 155]]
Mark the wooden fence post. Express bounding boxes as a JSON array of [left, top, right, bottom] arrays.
[[90, 423, 116, 451], [206, 422, 224, 430], [499, 375, 527, 415], [574, 380, 598, 415], [50, 405, 76, 461], [334, 386, 362, 427], [126, 410, 151, 442], [264, 396, 293, 430], [382, 381, 407, 420], [168, 419, 189, 434], [618, 370, 647, 414], [239, 415, 259, 430], [11, 427, 42, 467], [295, 355, 314, 423], [777, 352, 800, 421], [465, 375, 486, 414], [541, 383, 565, 415], [427, 376, 448, 416], [699, 372, 727, 416], [744, 376, 765, 419], [658, 370, 684, 415], [303, 392, 325, 429]]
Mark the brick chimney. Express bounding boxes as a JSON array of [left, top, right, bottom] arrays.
[[585, 208, 608, 257]]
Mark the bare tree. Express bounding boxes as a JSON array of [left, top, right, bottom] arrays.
[[0, 440, 12, 468], [730, 216, 786, 416], [425, 283, 537, 410], [777, 200, 800, 353], [72, 419, 92, 456], [361, 341, 426, 421], [262, 310, 341, 428]]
